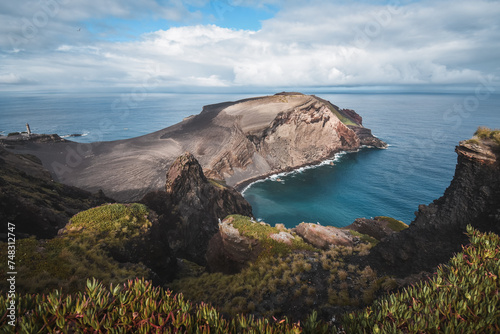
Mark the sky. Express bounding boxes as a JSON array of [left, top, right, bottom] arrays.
[[1, 0, 499, 92]]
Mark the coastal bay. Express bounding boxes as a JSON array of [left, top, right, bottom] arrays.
[[1, 92, 499, 227]]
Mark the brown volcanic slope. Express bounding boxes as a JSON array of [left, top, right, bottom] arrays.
[[3, 93, 385, 202]]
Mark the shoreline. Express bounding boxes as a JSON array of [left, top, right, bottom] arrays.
[[1, 93, 388, 202], [237, 143, 390, 194], [236, 147, 367, 194]]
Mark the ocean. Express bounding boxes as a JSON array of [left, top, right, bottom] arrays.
[[1, 91, 499, 228]]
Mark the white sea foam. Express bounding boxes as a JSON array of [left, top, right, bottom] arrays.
[[241, 150, 357, 194], [61, 131, 89, 138]]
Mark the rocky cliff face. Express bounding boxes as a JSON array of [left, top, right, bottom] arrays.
[[202, 94, 386, 187], [293, 223, 355, 249], [141, 153, 253, 265], [366, 138, 500, 277], [7, 93, 385, 202]]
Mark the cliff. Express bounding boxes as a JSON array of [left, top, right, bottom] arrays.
[[2, 93, 385, 202], [366, 134, 500, 277], [141, 153, 253, 265]]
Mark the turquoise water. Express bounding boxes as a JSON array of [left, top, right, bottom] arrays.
[[1, 91, 499, 228], [243, 93, 500, 227]]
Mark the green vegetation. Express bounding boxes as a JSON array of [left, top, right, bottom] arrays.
[[208, 178, 227, 189], [171, 237, 386, 318], [66, 203, 152, 247], [0, 204, 152, 294], [471, 126, 500, 146], [228, 215, 317, 257], [321, 101, 358, 126], [3, 226, 498, 332], [342, 226, 500, 333], [349, 230, 380, 247], [1, 278, 324, 333], [2, 200, 498, 334], [375, 216, 409, 232]]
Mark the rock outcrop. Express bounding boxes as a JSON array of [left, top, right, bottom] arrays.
[[366, 137, 500, 277], [344, 216, 408, 242], [206, 215, 316, 274], [141, 153, 253, 265], [293, 223, 355, 249], [59, 203, 177, 285], [0, 147, 112, 239], [206, 216, 263, 274], [348, 126, 387, 148], [4, 93, 386, 202]]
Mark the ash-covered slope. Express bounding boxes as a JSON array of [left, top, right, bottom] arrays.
[[3, 93, 385, 202]]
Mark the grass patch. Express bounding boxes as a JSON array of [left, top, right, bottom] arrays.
[[0, 203, 153, 294], [68, 203, 151, 235], [466, 138, 480, 145], [473, 126, 500, 146], [349, 230, 380, 246], [376, 216, 409, 232], [323, 102, 358, 126], [228, 215, 317, 257], [65, 203, 152, 249], [209, 178, 227, 189]]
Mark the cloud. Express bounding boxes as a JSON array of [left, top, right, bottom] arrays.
[[0, 0, 499, 90], [0, 73, 36, 85]]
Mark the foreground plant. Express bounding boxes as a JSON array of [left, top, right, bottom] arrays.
[[342, 226, 500, 333], [0, 278, 332, 333]]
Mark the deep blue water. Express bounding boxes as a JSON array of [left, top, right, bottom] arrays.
[[1, 91, 499, 228], [244, 93, 500, 227]]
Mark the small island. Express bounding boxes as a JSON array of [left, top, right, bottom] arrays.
[[1, 93, 386, 202]]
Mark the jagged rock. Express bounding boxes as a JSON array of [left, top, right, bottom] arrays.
[[0, 133, 67, 146], [206, 216, 262, 274], [275, 223, 287, 231], [340, 109, 363, 125], [0, 147, 112, 239], [348, 126, 387, 148], [141, 153, 253, 265], [293, 223, 355, 249], [269, 231, 295, 245], [366, 138, 500, 277], [344, 217, 408, 241], [6, 94, 385, 202]]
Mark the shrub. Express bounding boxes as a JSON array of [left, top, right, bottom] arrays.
[[228, 215, 317, 257], [0, 204, 153, 294], [342, 226, 500, 333], [0, 278, 309, 333], [376, 216, 409, 232], [473, 126, 500, 145]]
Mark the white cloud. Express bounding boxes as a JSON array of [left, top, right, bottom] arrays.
[[0, 0, 499, 90], [0, 73, 34, 85]]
